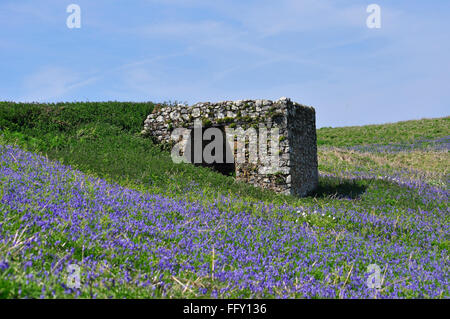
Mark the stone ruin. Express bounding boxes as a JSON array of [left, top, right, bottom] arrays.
[[141, 97, 318, 197]]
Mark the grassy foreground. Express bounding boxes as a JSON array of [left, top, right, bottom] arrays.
[[0, 102, 448, 298]]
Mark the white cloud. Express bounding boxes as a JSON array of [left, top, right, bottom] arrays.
[[135, 20, 230, 39], [2, 0, 448, 126], [197, 0, 366, 37]]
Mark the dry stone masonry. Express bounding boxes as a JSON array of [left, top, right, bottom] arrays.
[[141, 98, 318, 197]]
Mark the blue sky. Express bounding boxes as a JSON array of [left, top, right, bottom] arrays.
[[1, 0, 449, 128]]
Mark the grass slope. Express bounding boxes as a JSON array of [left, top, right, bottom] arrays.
[[0, 101, 299, 204], [317, 117, 449, 146], [0, 101, 448, 298]]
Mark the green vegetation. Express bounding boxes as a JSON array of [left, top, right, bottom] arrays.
[[0, 101, 448, 298], [317, 117, 449, 146], [0, 102, 446, 211], [0, 101, 300, 206]]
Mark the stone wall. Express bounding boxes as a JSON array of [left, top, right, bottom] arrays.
[[141, 97, 318, 196]]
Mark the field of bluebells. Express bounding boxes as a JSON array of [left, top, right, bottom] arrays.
[[0, 103, 448, 298], [0, 137, 448, 298]]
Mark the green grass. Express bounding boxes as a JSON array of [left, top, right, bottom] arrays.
[[0, 101, 302, 206], [0, 101, 448, 298], [0, 101, 444, 214], [317, 117, 449, 146]]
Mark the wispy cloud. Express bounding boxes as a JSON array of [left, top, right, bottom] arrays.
[[135, 20, 228, 38], [19, 67, 99, 102], [0, 1, 61, 27], [1, 0, 448, 126]]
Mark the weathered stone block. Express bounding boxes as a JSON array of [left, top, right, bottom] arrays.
[[141, 98, 318, 197]]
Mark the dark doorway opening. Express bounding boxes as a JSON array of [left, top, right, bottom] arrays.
[[185, 125, 236, 176]]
